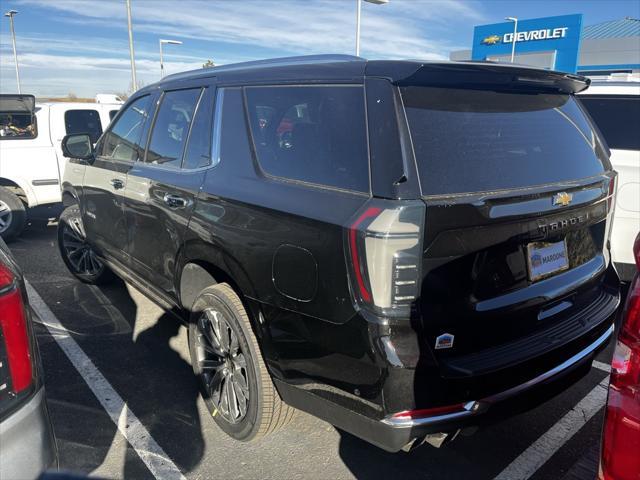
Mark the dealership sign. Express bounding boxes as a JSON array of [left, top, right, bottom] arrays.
[[472, 14, 583, 73], [482, 27, 569, 45]]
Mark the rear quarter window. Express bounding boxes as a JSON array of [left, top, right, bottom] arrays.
[[401, 86, 608, 196], [244, 85, 369, 192], [578, 94, 640, 151]]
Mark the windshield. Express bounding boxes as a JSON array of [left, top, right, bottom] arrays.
[[401, 86, 608, 196]]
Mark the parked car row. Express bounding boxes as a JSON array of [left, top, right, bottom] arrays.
[[0, 94, 122, 240]]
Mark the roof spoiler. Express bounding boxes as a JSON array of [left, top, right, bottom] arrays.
[[0, 94, 36, 114], [367, 61, 590, 94]]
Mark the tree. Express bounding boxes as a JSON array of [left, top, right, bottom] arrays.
[[124, 79, 145, 96], [68, 92, 77, 100], [202, 59, 215, 68]]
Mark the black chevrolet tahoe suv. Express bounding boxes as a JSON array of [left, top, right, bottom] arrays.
[[58, 55, 620, 452]]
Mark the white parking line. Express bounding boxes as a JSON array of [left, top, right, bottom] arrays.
[[592, 360, 611, 373], [26, 281, 186, 480], [494, 365, 610, 480]]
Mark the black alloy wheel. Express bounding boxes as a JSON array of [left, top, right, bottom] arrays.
[[194, 307, 250, 423], [57, 205, 113, 284], [188, 283, 295, 441], [61, 216, 103, 276]]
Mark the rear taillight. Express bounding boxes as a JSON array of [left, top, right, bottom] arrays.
[[600, 233, 640, 480], [346, 200, 425, 318], [0, 262, 33, 402]]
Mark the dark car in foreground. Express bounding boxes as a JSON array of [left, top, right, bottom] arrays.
[[600, 232, 640, 480], [59, 55, 620, 452], [0, 238, 57, 478]]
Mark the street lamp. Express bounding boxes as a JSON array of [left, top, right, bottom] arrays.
[[126, 0, 137, 91], [505, 16, 518, 63], [355, 0, 388, 57], [4, 10, 21, 94], [159, 39, 182, 78]]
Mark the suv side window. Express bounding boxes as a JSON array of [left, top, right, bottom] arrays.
[[183, 87, 217, 170], [65, 109, 103, 144], [98, 95, 152, 162], [244, 85, 369, 192], [146, 88, 202, 169]]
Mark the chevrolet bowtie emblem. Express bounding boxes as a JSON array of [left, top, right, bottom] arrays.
[[552, 192, 573, 207], [481, 35, 501, 45]]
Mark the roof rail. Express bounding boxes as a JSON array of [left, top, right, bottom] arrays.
[[162, 54, 364, 81]]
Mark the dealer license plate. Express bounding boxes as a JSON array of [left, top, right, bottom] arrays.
[[526, 240, 569, 282]]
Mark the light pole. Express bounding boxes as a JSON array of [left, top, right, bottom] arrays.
[[159, 39, 182, 78], [355, 0, 388, 57], [506, 16, 518, 63], [126, 0, 137, 91], [4, 10, 21, 94]]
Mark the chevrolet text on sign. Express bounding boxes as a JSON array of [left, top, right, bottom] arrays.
[[504, 27, 569, 43]]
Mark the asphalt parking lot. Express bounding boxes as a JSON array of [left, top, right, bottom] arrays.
[[8, 207, 620, 480]]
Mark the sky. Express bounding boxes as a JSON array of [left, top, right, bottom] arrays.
[[0, 0, 638, 98]]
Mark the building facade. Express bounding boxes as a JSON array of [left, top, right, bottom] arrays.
[[450, 16, 640, 77]]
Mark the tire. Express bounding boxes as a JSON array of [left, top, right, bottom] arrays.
[[57, 205, 114, 284], [188, 283, 295, 441], [0, 187, 27, 242]]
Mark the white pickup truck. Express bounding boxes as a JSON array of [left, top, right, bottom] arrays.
[[0, 94, 122, 240], [578, 81, 640, 281]]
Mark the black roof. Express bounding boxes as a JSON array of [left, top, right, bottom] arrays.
[[139, 54, 589, 95]]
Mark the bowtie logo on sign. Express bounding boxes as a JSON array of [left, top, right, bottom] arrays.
[[481, 34, 502, 45], [482, 27, 569, 45]]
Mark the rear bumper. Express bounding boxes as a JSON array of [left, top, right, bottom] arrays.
[[277, 323, 612, 452], [0, 387, 58, 479], [383, 323, 612, 428]]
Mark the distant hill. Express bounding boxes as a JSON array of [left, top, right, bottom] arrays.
[[37, 97, 95, 103]]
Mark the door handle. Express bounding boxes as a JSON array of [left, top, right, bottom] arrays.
[[110, 178, 125, 190], [163, 193, 191, 209]]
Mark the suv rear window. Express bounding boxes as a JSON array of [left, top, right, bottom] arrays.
[[245, 85, 369, 192], [401, 87, 607, 196], [578, 95, 640, 151]]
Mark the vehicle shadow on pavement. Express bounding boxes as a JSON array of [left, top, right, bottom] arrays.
[[124, 308, 205, 478], [14, 217, 205, 478], [79, 278, 205, 479], [336, 429, 486, 480]]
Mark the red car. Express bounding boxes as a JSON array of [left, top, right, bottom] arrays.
[[600, 232, 640, 480]]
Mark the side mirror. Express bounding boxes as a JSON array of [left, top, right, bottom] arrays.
[[61, 133, 94, 161]]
